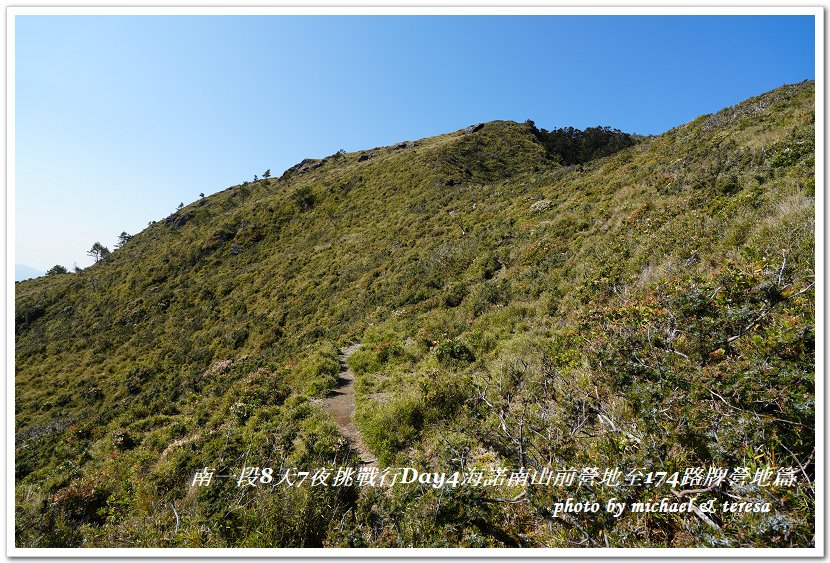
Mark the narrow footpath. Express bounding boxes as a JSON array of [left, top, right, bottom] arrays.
[[319, 343, 376, 465]]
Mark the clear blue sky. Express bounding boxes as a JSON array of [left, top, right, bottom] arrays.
[[15, 14, 815, 272]]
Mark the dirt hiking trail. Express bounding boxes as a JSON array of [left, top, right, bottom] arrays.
[[320, 343, 376, 465]]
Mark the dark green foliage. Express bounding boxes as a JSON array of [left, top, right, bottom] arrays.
[[481, 254, 502, 280], [434, 339, 475, 366], [115, 232, 132, 249], [529, 123, 639, 165], [46, 265, 68, 276], [291, 186, 315, 210], [86, 242, 110, 263], [442, 282, 468, 307]]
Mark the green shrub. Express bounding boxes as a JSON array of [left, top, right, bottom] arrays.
[[714, 173, 740, 195], [442, 283, 468, 307], [434, 339, 475, 367], [291, 341, 340, 397], [291, 186, 315, 210], [346, 347, 377, 374], [357, 396, 423, 466]]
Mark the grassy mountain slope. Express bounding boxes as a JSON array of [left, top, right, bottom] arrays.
[[15, 80, 815, 548]]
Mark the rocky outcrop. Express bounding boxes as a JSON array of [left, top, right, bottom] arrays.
[[529, 199, 552, 213], [463, 123, 484, 134], [390, 141, 418, 151], [281, 158, 323, 178]]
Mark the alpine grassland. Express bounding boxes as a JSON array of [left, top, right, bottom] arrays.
[[15, 81, 815, 548]]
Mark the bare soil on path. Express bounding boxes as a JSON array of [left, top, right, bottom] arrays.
[[319, 343, 376, 465]]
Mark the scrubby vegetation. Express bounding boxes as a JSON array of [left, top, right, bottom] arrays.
[[527, 122, 640, 165], [15, 81, 815, 548]]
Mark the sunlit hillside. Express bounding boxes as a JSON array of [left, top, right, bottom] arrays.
[[16, 80, 815, 548]]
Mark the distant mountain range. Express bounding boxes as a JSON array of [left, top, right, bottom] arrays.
[[15, 264, 43, 282]]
